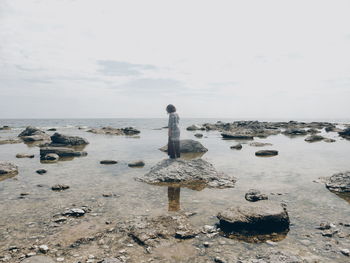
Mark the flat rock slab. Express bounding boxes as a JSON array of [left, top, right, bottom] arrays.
[[22, 256, 55, 263], [217, 201, 289, 234], [40, 147, 87, 157], [221, 133, 254, 140], [159, 139, 208, 153], [137, 159, 236, 189], [0, 162, 18, 175], [325, 171, 350, 192], [255, 150, 278, 157]]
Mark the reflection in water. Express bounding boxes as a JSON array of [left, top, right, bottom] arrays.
[[179, 152, 205, 160], [168, 187, 180, 211]]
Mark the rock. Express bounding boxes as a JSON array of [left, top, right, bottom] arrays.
[[50, 132, 89, 146], [245, 250, 303, 263], [100, 258, 123, 263], [62, 208, 85, 217], [22, 255, 55, 263], [100, 160, 118, 165], [38, 245, 49, 253], [36, 169, 47, 174], [40, 147, 87, 158], [325, 171, 350, 192], [159, 139, 208, 153], [0, 125, 10, 130], [255, 150, 278, 157], [323, 138, 336, 143], [217, 201, 290, 233], [18, 126, 50, 142], [0, 162, 18, 175], [186, 124, 204, 131], [0, 138, 22, 145], [282, 128, 307, 136], [305, 135, 325, 142], [128, 160, 145, 167], [16, 153, 34, 158], [307, 128, 321, 134], [137, 159, 236, 189], [249, 142, 272, 147], [341, 248, 350, 256], [221, 132, 254, 140], [47, 128, 57, 131], [230, 143, 242, 150], [51, 184, 70, 191], [41, 153, 59, 162], [194, 133, 203, 138], [175, 230, 197, 239], [339, 127, 350, 138], [87, 126, 140, 136], [245, 189, 268, 202]]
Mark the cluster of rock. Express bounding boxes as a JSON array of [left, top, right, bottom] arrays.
[[0, 162, 18, 176], [305, 135, 335, 143], [136, 158, 236, 189], [339, 127, 350, 139], [18, 126, 51, 143], [87, 126, 140, 136], [325, 171, 350, 193]]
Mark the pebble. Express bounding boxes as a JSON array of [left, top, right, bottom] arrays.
[[203, 242, 210, 247], [56, 257, 64, 262], [266, 240, 278, 246], [36, 169, 47, 175], [38, 245, 49, 253], [341, 249, 350, 256]]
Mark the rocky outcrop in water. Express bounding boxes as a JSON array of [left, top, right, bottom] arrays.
[[128, 160, 145, 167], [230, 143, 242, 150], [255, 150, 278, 157], [100, 160, 118, 164], [159, 139, 208, 153], [137, 159, 236, 188], [282, 128, 307, 136], [18, 126, 51, 142], [0, 162, 18, 175], [217, 201, 289, 234], [0, 125, 10, 130], [305, 135, 325, 142], [339, 127, 350, 139], [186, 124, 204, 131], [16, 153, 34, 158], [87, 126, 140, 136], [249, 142, 272, 147], [40, 147, 87, 158], [325, 171, 350, 193], [245, 189, 268, 202], [221, 132, 254, 140], [50, 133, 89, 146]]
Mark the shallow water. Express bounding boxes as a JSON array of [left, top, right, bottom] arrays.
[[0, 118, 349, 262]]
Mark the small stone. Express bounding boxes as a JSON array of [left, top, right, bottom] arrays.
[[53, 217, 67, 223], [100, 160, 118, 165], [266, 240, 277, 246], [340, 249, 350, 256], [38, 245, 49, 254], [62, 208, 85, 217], [128, 160, 145, 167], [230, 144, 242, 150], [20, 192, 30, 196], [56, 257, 64, 262], [36, 169, 47, 175], [26, 252, 37, 257], [16, 153, 35, 158], [203, 242, 210, 247], [51, 184, 70, 191], [194, 133, 203, 138]]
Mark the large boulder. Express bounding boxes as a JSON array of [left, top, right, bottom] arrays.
[[159, 139, 208, 153], [0, 162, 18, 175], [325, 171, 350, 192], [217, 201, 290, 234], [50, 132, 89, 146], [137, 159, 236, 189], [18, 126, 50, 142], [40, 147, 87, 158]]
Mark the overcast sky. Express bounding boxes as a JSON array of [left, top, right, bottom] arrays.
[[0, 0, 349, 119]]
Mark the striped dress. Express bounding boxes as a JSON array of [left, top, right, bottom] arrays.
[[168, 112, 180, 141]]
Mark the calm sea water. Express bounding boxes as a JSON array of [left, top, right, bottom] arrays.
[[0, 118, 349, 261]]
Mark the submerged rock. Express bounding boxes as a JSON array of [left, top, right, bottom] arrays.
[[230, 143, 242, 150], [245, 189, 268, 202], [221, 132, 254, 140], [50, 132, 89, 146], [16, 153, 34, 158], [137, 159, 236, 189], [159, 139, 208, 153], [249, 142, 273, 147], [0, 137, 22, 145], [100, 160, 118, 164], [217, 201, 290, 234], [0, 162, 18, 175], [40, 147, 87, 158], [255, 150, 278, 157], [305, 135, 324, 142], [325, 171, 350, 192], [51, 184, 70, 191], [194, 133, 203, 138], [324, 138, 336, 143], [87, 126, 140, 136], [128, 160, 145, 167]]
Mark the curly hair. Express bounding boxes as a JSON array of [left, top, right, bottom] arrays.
[[166, 104, 176, 113]]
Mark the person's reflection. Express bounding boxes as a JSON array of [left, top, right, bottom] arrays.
[[168, 186, 181, 211]]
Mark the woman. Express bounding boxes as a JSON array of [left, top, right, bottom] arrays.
[[166, 104, 180, 159]]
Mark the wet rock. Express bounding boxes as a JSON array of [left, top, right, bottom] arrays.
[[307, 128, 321, 134], [47, 128, 57, 131], [18, 126, 51, 142], [137, 159, 236, 189], [175, 230, 197, 239], [36, 169, 47, 175], [325, 171, 350, 192], [50, 132, 89, 146], [282, 128, 307, 136], [249, 142, 273, 147], [128, 160, 145, 167], [87, 126, 140, 136], [22, 255, 55, 263], [100, 160, 118, 165], [341, 248, 350, 256], [40, 147, 87, 158], [217, 201, 290, 234], [305, 135, 325, 142], [194, 133, 203, 138], [255, 150, 278, 157], [62, 208, 85, 217], [186, 124, 204, 131], [221, 132, 254, 140], [230, 143, 242, 150], [16, 153, 34, 158], [0, 137, 22, 145], [324, 138, 336, 143], [339, 127, 350, 139], [0, 125, 10, 130], [159, 139, 208, 153], [0, 162, 18, 175], [40, 153, 59, 162], [51, 184, 70, 191], [245, 189, 268, 202]]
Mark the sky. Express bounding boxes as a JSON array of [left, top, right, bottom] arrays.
[[0, 0, 349, 119]]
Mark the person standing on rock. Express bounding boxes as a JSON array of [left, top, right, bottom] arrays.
[[166, 104, 181, 159]]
